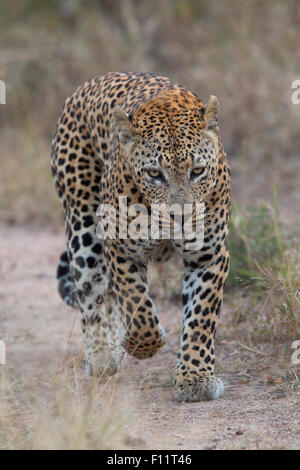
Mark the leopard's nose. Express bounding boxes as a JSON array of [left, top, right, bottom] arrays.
[[171, 189, 191, 205]]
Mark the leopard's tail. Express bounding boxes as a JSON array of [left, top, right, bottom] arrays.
[[57, 250, 79, 308]]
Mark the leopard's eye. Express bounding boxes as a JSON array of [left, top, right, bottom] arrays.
[[191, 167, 206, 179], [148, 168, 163, 179]]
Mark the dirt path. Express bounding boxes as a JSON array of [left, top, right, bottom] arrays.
[[0, 224, 299, 450]]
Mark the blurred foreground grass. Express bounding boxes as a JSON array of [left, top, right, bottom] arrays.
[[0, 361, 138, 450]]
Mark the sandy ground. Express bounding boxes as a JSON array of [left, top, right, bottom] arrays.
[[0, 224, 299, 450]]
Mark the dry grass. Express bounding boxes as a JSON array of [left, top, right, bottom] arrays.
[[256, 248, 300, 344], [0, 360, 140, 450], [220, 250, 300, 397]]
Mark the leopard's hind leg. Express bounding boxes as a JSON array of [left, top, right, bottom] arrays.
[[51, 93, 125, 376], [65, 213, 125, 376]]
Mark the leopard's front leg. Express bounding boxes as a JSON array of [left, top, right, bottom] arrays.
[[174, 247, 229, 401], [106, 245, 166, 359]]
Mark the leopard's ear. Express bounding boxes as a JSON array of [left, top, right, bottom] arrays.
[[114, 107, 137, 151], [203, 95, 219, 133]]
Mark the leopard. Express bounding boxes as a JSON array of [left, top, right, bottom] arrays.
[[51, 72, 231, 402]]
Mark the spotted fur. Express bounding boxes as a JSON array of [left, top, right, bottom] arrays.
[[51, 72, 231, 401]]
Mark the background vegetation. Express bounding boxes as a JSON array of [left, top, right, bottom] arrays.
[[1, 0, 300, 224]]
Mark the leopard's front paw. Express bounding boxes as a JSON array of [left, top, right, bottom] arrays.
[[86, 346, 126, 377], [122, 323, 166, 359], [173, 373, 224, 402]]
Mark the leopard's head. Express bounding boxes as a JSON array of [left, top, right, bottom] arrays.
[[114, 90, 220, 207]]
